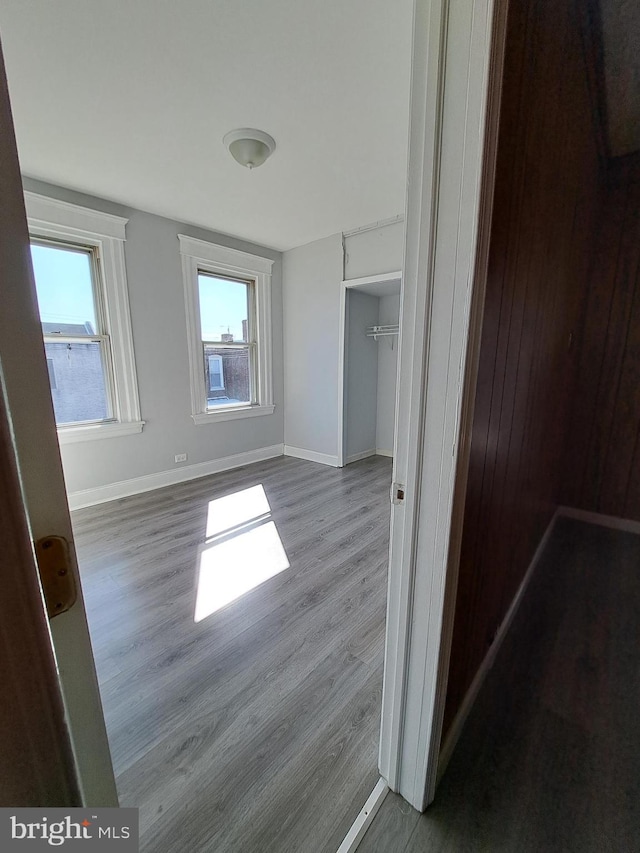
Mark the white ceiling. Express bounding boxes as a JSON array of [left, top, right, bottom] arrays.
[[600, 0, 640, 157], [0, 0, 413, 252]]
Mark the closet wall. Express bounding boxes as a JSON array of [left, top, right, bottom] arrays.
[[344, 289, 400, 461], [443, 0, 603, 733], [563, 156, 640, 522], [376, 293, 400, 456], [345, 290, 379, 461]]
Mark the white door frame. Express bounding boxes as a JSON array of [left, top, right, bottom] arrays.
[[337, 271, 403, 468], [379, 0, 505, 810]]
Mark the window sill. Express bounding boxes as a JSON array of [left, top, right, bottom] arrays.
[[57, 420, 145, 445], [192, 404, 275, 426]]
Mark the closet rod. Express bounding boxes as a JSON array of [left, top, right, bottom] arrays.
[[366, 324, 400, 340]]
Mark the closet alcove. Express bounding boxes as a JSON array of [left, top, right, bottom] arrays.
[[338, 272, 402, 466]]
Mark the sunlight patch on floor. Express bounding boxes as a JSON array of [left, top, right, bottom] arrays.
[[195, 484, 290, 622], [205, 484, 272, 538]]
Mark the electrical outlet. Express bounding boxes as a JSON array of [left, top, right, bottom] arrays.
[[174, 453, 187, 463]]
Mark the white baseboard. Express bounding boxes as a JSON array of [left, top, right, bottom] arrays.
[[68, 444, 284, 510], [437, 509, 560, 780], [346, 449, 377, 464], [557, 506, 640, 536], [376, 448, 394, 458], [283, 445, 340, 467], [335, 778, 389, 853]]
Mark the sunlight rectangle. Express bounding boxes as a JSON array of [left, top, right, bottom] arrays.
[[205, 484, 271, 539], [194, 520, 289, 622]]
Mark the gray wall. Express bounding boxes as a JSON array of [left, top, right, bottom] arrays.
[[282, 233, 343, 458], [376, 293, 400, 454], [345, 290, 379, 460], [24, 179, 284, 495]]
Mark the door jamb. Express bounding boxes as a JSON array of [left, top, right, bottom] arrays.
[[429, 0, 510, 790], [378, 0, 507, 810]]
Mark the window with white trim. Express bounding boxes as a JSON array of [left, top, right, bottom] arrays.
[[199, 273, 252, 408], [25, 193, 143, 444], [179, 235, 274, 425]]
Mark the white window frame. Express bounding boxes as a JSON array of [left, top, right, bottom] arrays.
[[179, 234, 274, 425], [25, 192, 144, 444]]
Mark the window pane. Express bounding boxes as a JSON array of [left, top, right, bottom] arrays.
[[45, 341, 110, 425], [208, 355, 225, 391], [198, 274, 250, 343], [31, 243, 98, 334], [204, 345, 251, 408]]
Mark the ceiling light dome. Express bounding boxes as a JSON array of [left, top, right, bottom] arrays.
[[223, 128, 276, 169]]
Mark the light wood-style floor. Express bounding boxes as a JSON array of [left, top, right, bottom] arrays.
[[359, 517, 640, 852], [72, 455, 392, 853]]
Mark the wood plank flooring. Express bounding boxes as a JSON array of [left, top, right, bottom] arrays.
[[71, 455, 392, 853], [359, 518, 640, 852]]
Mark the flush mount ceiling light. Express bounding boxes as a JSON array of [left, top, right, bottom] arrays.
[[223, 128, 276, 170]]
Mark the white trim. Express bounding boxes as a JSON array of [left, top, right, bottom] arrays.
[[421, 0, 510, 803], [67, 444, 284, 510], [24, 191, 128, 240], [379, 0, 501, 811], [337, 281, 348, 467], [346, 449, 377, 464], [379, 0, 450, 796], [335, 778, 389, 853], [437, 510, 559, 779], [342, 215, 405, 239], [283, 445, 340, 467], [177, 234, 274, 275], [25, 192, 143, 443], [376, 449, 394, 458], [192, 404, 275, 425], [342, 271, 403, 288], [179, 234, 274, 423], [557, 506, 640, 536], [57, 420, 145, 445]]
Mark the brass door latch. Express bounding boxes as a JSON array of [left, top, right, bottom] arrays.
[[35, 535, 77, 618]]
